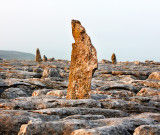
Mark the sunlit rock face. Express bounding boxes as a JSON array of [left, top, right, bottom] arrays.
[[66, 20, 98, 99]]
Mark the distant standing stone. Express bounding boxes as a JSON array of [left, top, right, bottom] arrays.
[[111, 53, 117, 64], [35, 48, 42, 63], [43, 55, 48, 62], [66, 20, 98, 99]]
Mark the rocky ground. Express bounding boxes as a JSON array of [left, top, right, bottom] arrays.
[[0, 59, 160, 135]]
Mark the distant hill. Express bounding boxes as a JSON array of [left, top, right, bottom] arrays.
[[0, 50, 35, 60]]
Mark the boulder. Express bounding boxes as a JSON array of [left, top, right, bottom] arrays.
[[1, 88, 28, 99], [42, 68, 61, 78], [133, 124, 160, 135], [148, 72, 160, 80]]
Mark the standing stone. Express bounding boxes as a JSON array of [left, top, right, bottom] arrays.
[[111, 53, 117, 64], [35, 48, 42, 63], [66, 20, 98, 99], [43, 55, 48, 62]]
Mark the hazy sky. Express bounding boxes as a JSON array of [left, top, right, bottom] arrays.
[[0, 0, 160, 61]]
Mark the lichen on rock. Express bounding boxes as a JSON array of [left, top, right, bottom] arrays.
[[66, 20, 98, 99]]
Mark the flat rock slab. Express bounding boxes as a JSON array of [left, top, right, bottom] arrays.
[[0, 96, 60, 110], [112, 71, 151, 78], [0, 110, 59, 135], [33, 107, 128, 118], [18, 119, 91, 135], [1, 88, 29, 99], [18, 116, 157, 135], [71, 117, 157, 135], [132, 113, 160, 122], [0, 98, 101, 110], [96, 83, 139, 93], [91, 90, 135, 98], [3, 78, 46, 87], [0, 71, 42, 79], [100, 99, 159, 113], [63, 115, 105, 120]]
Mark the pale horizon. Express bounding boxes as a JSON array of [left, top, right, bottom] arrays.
[[0, 0, 160, 62]]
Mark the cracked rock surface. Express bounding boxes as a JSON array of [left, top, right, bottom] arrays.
[[0, 59, 160, 134]]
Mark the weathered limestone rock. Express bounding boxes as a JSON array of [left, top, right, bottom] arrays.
[[46, 90, 67, 98], [42, 68, 61, 78], [0, 110, 59, 135], [132, 113, 160, 122], [1, 88, 29, 99], [63, 115, 105, 120], [133, 125, 160, 135], [96, 83, 139, 93], [32, 89, 53, 96], [71, 117, 157, 135], [111, 53, 117, 64], [135, 80, 160, 89], [148, 72, 160, 80], [137, 88, 160, 97], [66, 20, 98, 99], [33, 107, 128, 118], [0, 98, 101, 110], [1, 54, 160, 134], [43, 55, 47, 62], [100, 99, 159, 113], [35, 48, 42, 63], [33, 67, 43, 73], [18, 116, 156, 135]]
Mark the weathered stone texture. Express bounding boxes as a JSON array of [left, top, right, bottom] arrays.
[[133, 125, 160, 135], [66, 20, 98, 99], [137, 88, 160, 97], [148, 72, 160, 80]]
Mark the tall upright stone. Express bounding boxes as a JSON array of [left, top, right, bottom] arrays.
[[111, 53, 117, 64], [35, 48, 42, 63], [66, 20, 98, 99]]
